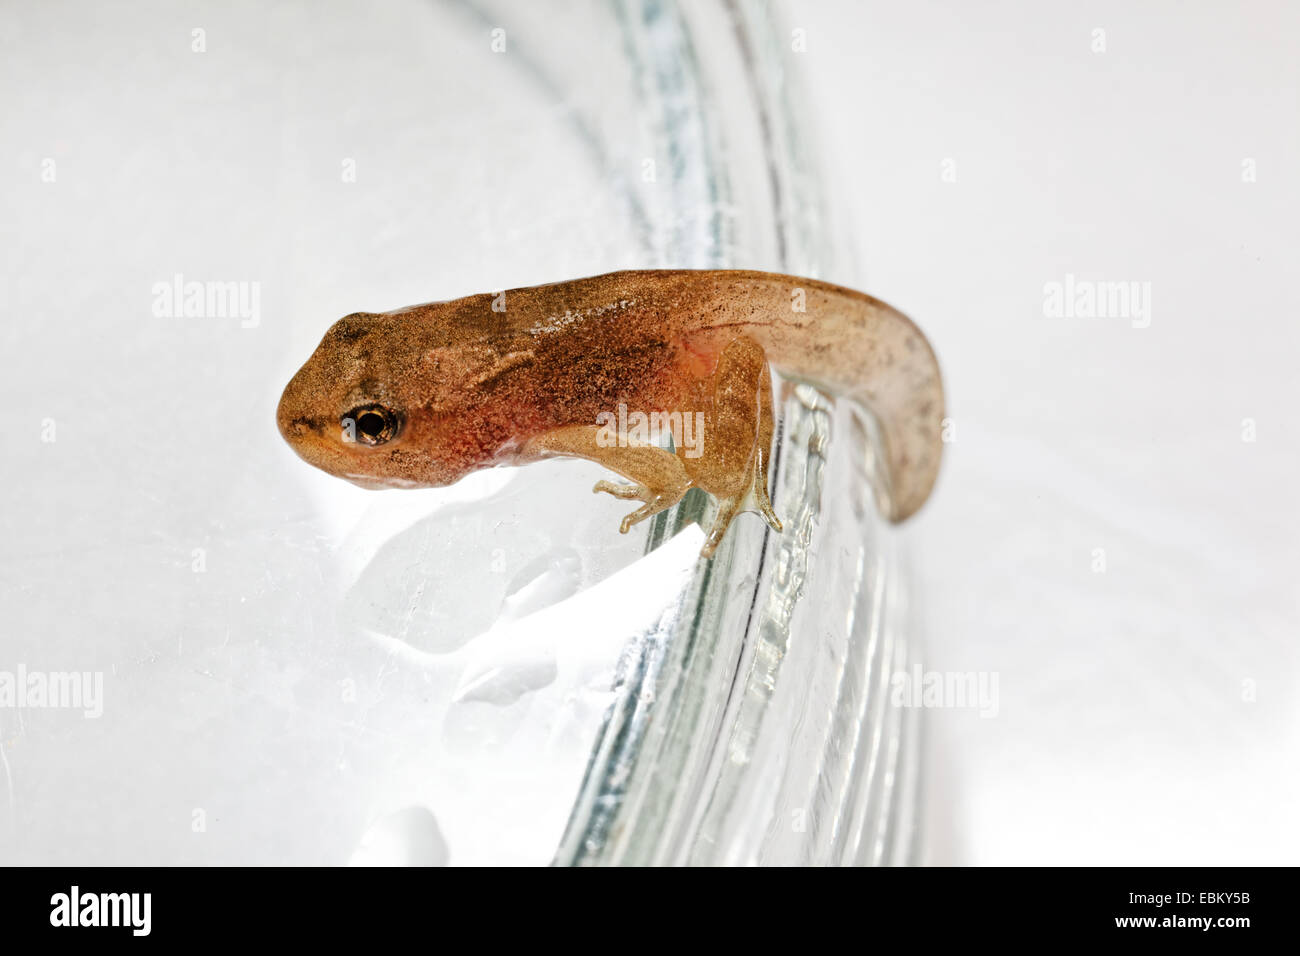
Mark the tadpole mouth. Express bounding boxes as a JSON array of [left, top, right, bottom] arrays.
[[275, 381, 331, 468], [277, 411, 320, 444]]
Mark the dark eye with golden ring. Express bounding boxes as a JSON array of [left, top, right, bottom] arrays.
[[342, 403, 401, 446]]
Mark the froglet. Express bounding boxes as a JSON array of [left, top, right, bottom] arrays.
[[277, 270, 944, 556]]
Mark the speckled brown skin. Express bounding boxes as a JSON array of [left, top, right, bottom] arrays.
[[277, 269, 944, 553]]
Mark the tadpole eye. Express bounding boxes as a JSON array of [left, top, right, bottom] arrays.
[[343, 403, 401, 446]]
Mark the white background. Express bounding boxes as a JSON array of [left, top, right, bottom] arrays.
[[790, 0, 1299, 863], [2, 0, 1296, 865]]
